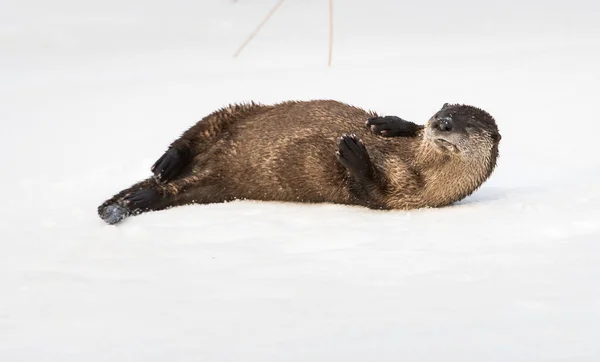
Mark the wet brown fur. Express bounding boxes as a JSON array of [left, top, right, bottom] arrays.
[[98, 100, 500, 221]]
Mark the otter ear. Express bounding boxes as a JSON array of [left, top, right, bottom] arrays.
[[442, 103, 450, 109]]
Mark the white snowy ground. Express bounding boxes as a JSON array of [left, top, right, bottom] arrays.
[[2, 0, 600, 361]]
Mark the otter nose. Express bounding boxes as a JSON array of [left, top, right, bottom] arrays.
[[433, 117, 453, 132]]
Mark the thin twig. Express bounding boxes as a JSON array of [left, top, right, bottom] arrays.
[[233, 0, 286, 58], [328, 0, 333, 66]]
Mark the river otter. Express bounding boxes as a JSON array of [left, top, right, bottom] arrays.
[[98, 100, 501, 224]]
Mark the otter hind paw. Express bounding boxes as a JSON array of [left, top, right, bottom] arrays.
[[336, 134, 373, 179], [151, 148, 188, 183], [122, 189, 161, 211], [99, 204, 130, 225], [366, 116, 420, 137]]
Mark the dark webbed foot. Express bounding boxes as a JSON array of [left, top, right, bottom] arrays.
[[366, 116, 422, 137], [122, 189, 162, 211], [151, 148, 190, 183], [336, 134, 373, 180], [98, 188, 161, 225]]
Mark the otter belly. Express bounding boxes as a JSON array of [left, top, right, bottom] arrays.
[[201, 100, 384, 205], [215, 128, 351, 204]]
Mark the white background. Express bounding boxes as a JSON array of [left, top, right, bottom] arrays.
[[1, 0, 600, 361]]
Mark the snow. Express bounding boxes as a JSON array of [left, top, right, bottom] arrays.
[[2, 0, 600, 361]]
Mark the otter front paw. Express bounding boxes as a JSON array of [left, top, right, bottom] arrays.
[[336, 134, 373, 180], [366, 116, 421, 137], [151, 148, 189, 183]]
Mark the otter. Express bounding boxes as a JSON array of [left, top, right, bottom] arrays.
[[98, 100, 501, 224]]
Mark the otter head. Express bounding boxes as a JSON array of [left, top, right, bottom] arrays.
[[421, 103, 502, 204], [424, 103, 501, 159]]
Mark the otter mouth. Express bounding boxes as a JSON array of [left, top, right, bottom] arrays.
[[424, 126, 461, 154], [432, 138, 460, 153]]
